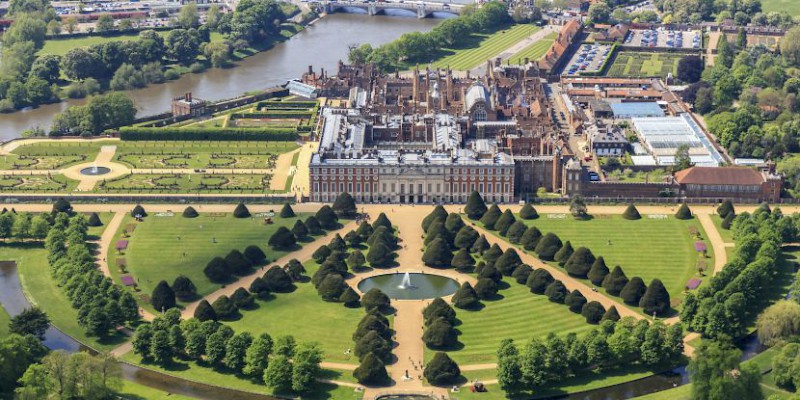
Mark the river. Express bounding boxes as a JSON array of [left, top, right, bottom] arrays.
[[0, 12, 441, 141]]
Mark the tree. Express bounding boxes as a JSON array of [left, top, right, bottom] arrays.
[[354, 314, 391, 342], [423, 298, 456, 326], [454, 225, 479, 250], [423, 237, 452, 268], [512, 264, 533, 285], [243, 333, 273, 378], [677, 55, 704, 83], [166, 28, 201, 65], [178, 2, 199, 28], [534, 232, 562, 260], [276, 203, 295, 219], [495, 209, 516, 236], [315, 205, 339, 229], [756, 300, 800, 346], [569, 195, 588, 219], [602, 306, 621, 322], [675, 203, 692, 220], [622, 204, 641, 220], [480, 204, 502, 229], [673, 144, 694, 172], [495, 249, 522, 276], [639, 279, 671, 317], [317, 274, 347, 301], [602, 266, 629, 296], [367, 242, 393, 268], [497, 339, 523, 391], [339, 287, 360, 307], [362, 288, 390, 312], [204, 257, 231, 282], [372, 213, 393, 232], [451, 248, 476, 272], [565, 290, 588, 313], [521, 337, 547, 386], [353, 352, 389, 385], [783, 26, 800, 66], [425, 352, 461, 385], [520, 203, 538, 220], [588, 256, 610, 286], [332, 192, 357, 217], [564, 247, 596, 278], [545, 280, 568, 303], [471, 235, 490, 254], [244, 245, 267, 265], [527, 268, 554, 294], [423, 205, 448, 232], [291, 220, 309, 240], [717, 35, 734, 68], [264, 354, 293, 392], [305, 216, 323, 234], [151, 280, 176, 312], [52, 198, 73, 215], [224, 332, 253, 372], [521, 226, 542, 251], [444, 214, 464, 235], [452, 282, 479, 309], [424, 317, 458, 348], [9, 307, 50, 339], [268, 227, 296, 250], [465, 191, 488, 219], [194, 300, 217, 321], [620, 277, 647, 305], [717, 200, 735, 219], [347, 250, 366, 270], [231, 287, 255, 309], [233, 203, 250, 218], [695, 87, 714, 114], [172, 275, 197, 301], [264, 266, 293, 292], [506, 221, 528, 244], [554, 240, 574, 266], [425, 220, 453, 248], [582, 301, 606, 324], [688, 340, 761, 400], [478, 263, 502, 283], [131, 204, 147, 218], [226, 249, 253, 275], [178, 206, 198, 219], [291, 343, 322, 393], [587, 2, 611, 23], [474, 278, 499, 299]]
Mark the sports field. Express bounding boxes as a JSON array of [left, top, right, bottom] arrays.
[[431, 24, 540, 71], [509, 31, 558, 64], [606, 52, 686, 78]]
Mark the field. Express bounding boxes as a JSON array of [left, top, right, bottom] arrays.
[[39, 33, 150, 56], [515, 214, 709, 303], [605, 52, 686, 78], [223, 262, 366, 364], [432, 279, 594, 364], [509, 32, 558, 64], [113, 212, 310, 301], [113, 141, 298, 169], [761, 0, 800, 16], [430, 24, 540, 71], [98, 173, 274, 193]]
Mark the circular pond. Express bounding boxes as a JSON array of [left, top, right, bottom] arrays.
[[358, 273, 459, 300], [80, 166, 111, 176]]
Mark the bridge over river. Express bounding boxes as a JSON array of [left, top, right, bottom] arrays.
[[324, 0, 463, 18]]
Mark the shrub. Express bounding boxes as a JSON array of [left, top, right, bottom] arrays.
[[212, 295, 238, 319], [328, 234, 346, 252], [268, 227, 296, 250], [87, 212, 103, 226], [554, 241, 574, 266], [478, 264, 502, 283], [602, 265, 628, 296], [131, 204, 147, 217], [622, 204, 641, 220], [511, 264, 533, 284], [545, 280, 568, 303], [332, 193, 357, 218], [353, 352, 389, 385], [451, 248, 476, 272], [526, 268, 554, 294], [564, 247, 596, 278], [675, 203, 692, 220], [721, 213, 734, 229], [354, 312, 391, 342], [263, 266, 293, 292], [354, 330, 391, 362], [243, 245, 267, 265], [471, 235, 490, 254], [362, 288, 390, 313], [291, 220, 309, 239], [494, 249, 522, 276], [233, 203, 250, 218], [602, 305, 621, 322], [119, 127, 298, 141], [480, 205, 502, 230], [717, 200, 734, 219], [581, 301, 606, 324], [151, 280, 176, 311], [423, 298, 456, 326], [356, 221, 374, 240], [454, 225, 479, 250], [279, 203, 295, 218], [52, 198, 73, 214], [506, 221, 528, 243], [424, 352, 461, 385], [423, 237, 452, 268], [444, 213, 465, 234], [639, 279, 671, 316], [495, 209, 516, 236], [620, 277, 647, 305], [565, 289, 587, 313], [312, 245, 332, 264], [452, 282, 479, 309], [194, 300, 217, 321], [519, 203, 538, 220], [317, 274, 347, 301], [249, 277, 270, 298], [422, 206, 448, 232], [204, 257, 231, 282], [474, 278, 498, 299], [315, 205, 339, 229], [423, 318, 458, 348], [588, 256, 609, 286], [172, 275, 197, 301], [339, 287, 361, 307], [225, 249, 253, 276], [520, 226, 542, 251], [231, 287, 255, 309], [305, 216, 323, 234], [465, 191, 487, 219], [367, 242, 393, 268], [425, 220, 453, 248], [182, 206, 199, 218], [483, 244, 504, 267], [347, 250, 366, 270], [534, 232, 562, 260]]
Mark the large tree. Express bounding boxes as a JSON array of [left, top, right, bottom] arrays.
[[9, 307, 50, 339], [688, 340, 761, 400], [465, 191, 488, 219], [151, 280, 176, 312], [353, 352, 389, 385], [424, 352, 461, 385], [332, 193, 357, 218], [639, 279, 671, 317]]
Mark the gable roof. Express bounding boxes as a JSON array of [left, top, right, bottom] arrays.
[[674, 166, 764, 186]]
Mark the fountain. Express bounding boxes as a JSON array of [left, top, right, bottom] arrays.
[[91, 162, 98, 174], [398, 272, 413, 289], [79, 162, 111, 176]]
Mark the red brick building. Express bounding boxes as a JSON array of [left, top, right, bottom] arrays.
[[674, 166, 782, 202]]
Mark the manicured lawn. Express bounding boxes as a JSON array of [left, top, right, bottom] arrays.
[[4, 243, 128, 351], [40, 33, 150, 56], [114, 212, 310, 302], [0, 174, 79, 192], [12, 140, 112, 157], [430, 25, 540, 71], [222, 262, 366, 364], [97, 173, 277, 193], [605, 52, 687, 78], [428, 279, 593, 365], [514, 214, 709, 305], [710, 215, 734, 243], [114, 141, 299, 169], [84, 212, 114, 239], [0, 304, 10, 338], [509, 32, 557, 64], [761, 0, 800, 15], [117, 380, 197, 400], [0, 154, 87, 170], [630, 384, 692, 399]]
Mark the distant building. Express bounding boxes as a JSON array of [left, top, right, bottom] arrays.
[[674, 166, 782, 202], [595, 23, 630, 42], [632, 114, 724, 167], [538, 20, 582, 77], [610, 102, 665, 119], [287, 79, 319, 99], [171, 92, 207, 117], [589, 125, 628, 156]]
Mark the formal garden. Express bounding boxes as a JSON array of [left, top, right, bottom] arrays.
[[96, 173, 275, 193], [605, 52, 688, 78]]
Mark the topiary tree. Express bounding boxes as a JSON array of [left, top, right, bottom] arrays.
[[526, 268, 554, 294], [312, 245, 332, 264], [480, 205, 502, 230], [354, 312, 391, 342], [452, 282, 479, 309], [619, 277, 647, 305], [520, 226, 542, 251], [602, 265, 628, 296], [284, 259, 305, 282], [425, 220, 454, 248], [601, 305, 621, 322], [231, 287, 255, 309], [622, 204, 641, 220], [356, 221, 374, 241], [367, 242, 393, 268], [565, 289, 587, 313], [151, 280, 176, 311], [87, 212, 103, 226], [182, 206, 199, 218], [243, 245, 267, 265], [344, 230, 362, 248], [423, 237, 452, 268], [233, 203, 250, 218], [423, 205, 448, 233], [317, 274, 347, 301], [454, 225, 479, 249], [444, 213, 465, 234], [347, 249, 366, 270], [339, 287, 361, 307], [194, 300, 217, 321], [225, 249, 253, 276], [451, 248, 476, 272], [172, 275, 197, 301], [131, 204, 147, 218], [588, 256, 609, 286], [423, 298, 456, 326], [494, 248, 522, 276], [423, 318, 458, 348], [279, 203, 295, 218], [465, 191, 487, 219], [554, 241, 574, 266], [675, 203, 692, 220], [372, 213, 393, 232], [478, 264, 502, 283], [315, 205, 339, 229], [204, 257, 231, 282], [368, 226, 395, 249], [212, 295, 238, 319], [332, 193, 357, 218], [263, 266, 293, 292], [474, 278, 498, 299], [268, 227, 296, 250], [717, 200, 734, 219], [581, 301, 606, 324], [721, 212, 735, 230], [52, 198, 73, 215], [569, 195, 588, 219], [520, 203, 539, 220], [506, 221, 528, 244], [563, 247, 595, 278], [495, 209, 516, 236], [354, 330, 391, 362], [534, 232, 562, 260], [424, 352, 461, 385], [291, 220, 309, 240], [353, 352, 389, 385], [639, 279, 671, 317], [328, 234, 347, 252], [511, 264, 533, 284], [305, 216, 323, 235], [471, 235, 490, 254], [362, 288, 391, 313], [545, 280, 568, 303], [249, 277, 270, 299]]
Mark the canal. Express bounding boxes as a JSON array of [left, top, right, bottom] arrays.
[[0, 13, 440, 141]]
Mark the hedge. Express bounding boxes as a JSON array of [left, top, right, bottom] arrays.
[[257, 101, 318, 108], [230, 112, 311, 119], [119, 127, 299, 141]]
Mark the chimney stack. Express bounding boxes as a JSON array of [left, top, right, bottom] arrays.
[[308, 65, 313, 75]]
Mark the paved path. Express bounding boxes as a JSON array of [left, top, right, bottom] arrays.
[[269, 148, 300, 191], [696, 213, 727, 275]]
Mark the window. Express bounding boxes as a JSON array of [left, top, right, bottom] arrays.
[[461, 183, 466, 193], [391, 183, 396, 192], [418, 184, 423, 194], [322, 182, 328, 191], [400, 184, 405, 193], [479, 183, 484, 192], [488, 183, 493, 193], [428, 183, 432, 193], [356, 183, 361, 192], [382, 183, 387, 192], [348, 183, 353, 192], [339, 183, 344, 192], [314, 183, 319, 192]]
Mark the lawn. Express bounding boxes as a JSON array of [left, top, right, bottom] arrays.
[[223, 262, 366, 364], [761, 0, 800, 15], [509, 32, 557, 64], [605, 52, 687, 78], [512, 214, 709, 306], [710, 215, 735, 243], [40, 33, 150, 56], [0, 174, 79, 192], [113, 141, 298, 169], [117, 380, 196, 400], [12, 140, 112, 157], [4, 243, 128, 351], [0, 154, 87, 170], [114, 211, 311, 302], [427, 279, 593, 365], [430, 24, 540, 71], [84, 211, 114, 239], [97, 173, 276, 193], [0, 304, 10, 338]]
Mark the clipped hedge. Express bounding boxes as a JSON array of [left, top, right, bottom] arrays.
[[230, 112, 311, 119], [119, 127, 298, 141]]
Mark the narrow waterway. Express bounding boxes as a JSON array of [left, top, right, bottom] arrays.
[[0, 13, 440, 141]]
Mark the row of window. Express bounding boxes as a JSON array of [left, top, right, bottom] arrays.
[[686, 184, 761, 193], [313, 167, 513, 176], [313, 182, 512, 194]]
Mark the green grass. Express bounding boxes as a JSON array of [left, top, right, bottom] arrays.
[[710, 215, 735, 243], [12, 140, 113, 157], [2, 242, 128, 351], [509, 32, 557, 64], [97, 173, 278, 193], [40, 33, 154, 56], [761, 0, 800, 15], [605, 52, 687, 78], [85, 212, 114, 239], [428, 280, 593, 365], [114, 212, 310, 302], [113, 141, 299, 169], [430, 24, 540, 71], [0, 304, 10, 338], [117, 380, 197, 400], [223, 263, 364, 364], [629, 384, 692, 400]]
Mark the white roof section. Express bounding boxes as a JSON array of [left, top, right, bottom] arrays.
[[632, 114, 723, 167]]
